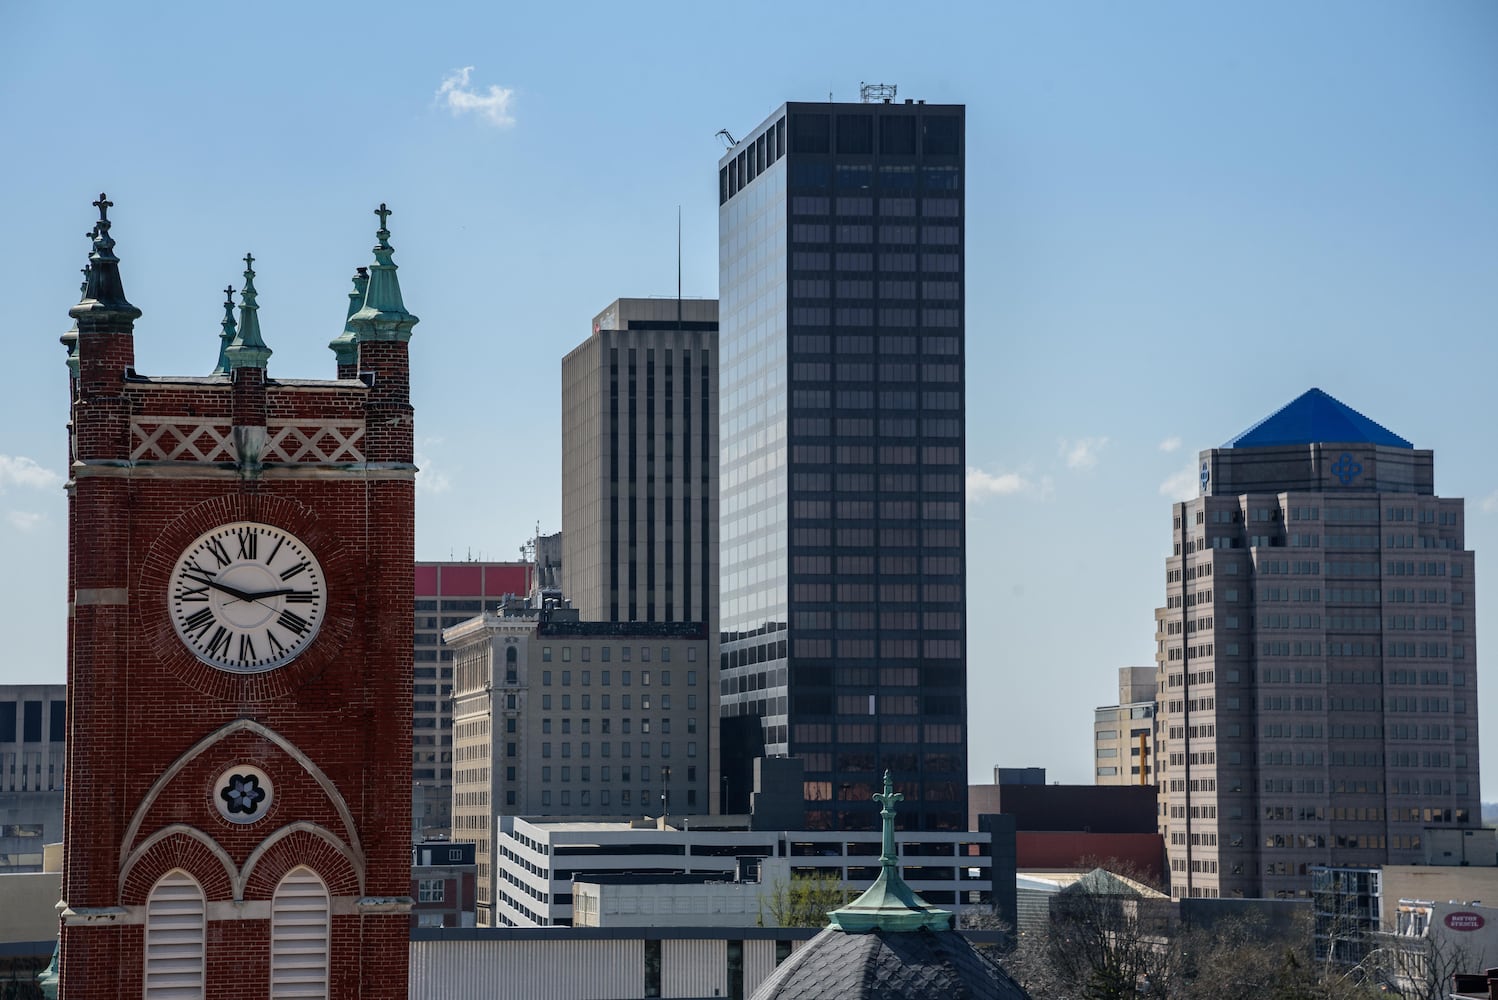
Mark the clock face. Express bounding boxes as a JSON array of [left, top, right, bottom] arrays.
[[169, 521, 326, 672]]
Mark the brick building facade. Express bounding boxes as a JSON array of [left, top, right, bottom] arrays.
[[58, 196, 416, 997]]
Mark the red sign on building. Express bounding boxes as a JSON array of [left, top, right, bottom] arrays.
[[1446, 911, 1486, 932]]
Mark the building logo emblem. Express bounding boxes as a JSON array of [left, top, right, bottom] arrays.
[[1199, 462, 1210, 492], [1331, 452, 1363, 485]]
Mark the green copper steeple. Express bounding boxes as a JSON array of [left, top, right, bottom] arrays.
[[347, 204, 419, 342], [60, 263, 87, 376], [69, 194, 142, 325], [225, 253, 272, 370], [329, 266, 369, 366], [826, 771, 954, 933], [213, 285, 236, 375]]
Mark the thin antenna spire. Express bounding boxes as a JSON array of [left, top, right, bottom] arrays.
[[676, 206, 683, 332]]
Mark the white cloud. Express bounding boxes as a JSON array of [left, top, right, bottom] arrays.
[[5, 511, 44, 532], [1482, 490, 1498, 514], [1158, 436, 1182, 453], [0, 455, 62, 494], [1159, 462, 1200, 501], [967, 466, 1053, 503], [1059, 436, 1109, 471], [437, 67, 516, 127], [415, 449, 452, 495]]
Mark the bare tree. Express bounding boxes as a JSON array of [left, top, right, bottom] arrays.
[[1362, 927, 1486, 1000]]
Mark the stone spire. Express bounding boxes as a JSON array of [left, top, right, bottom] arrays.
[[347, 204, 419, 342], [69, 194, 142, 325], [213, 285, 236, 375], [329, 266, 369, 369], [225, 253, 272, 370], [60, 263, 88, 377], [826, 771, 954, 933]]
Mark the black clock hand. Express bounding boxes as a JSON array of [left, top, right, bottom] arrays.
[[184, 574, 260, 603]]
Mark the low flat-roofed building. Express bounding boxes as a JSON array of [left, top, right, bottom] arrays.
[[491, 816, 995, 928], [0, 684, 66, 875], [412, 840, 478, 930]]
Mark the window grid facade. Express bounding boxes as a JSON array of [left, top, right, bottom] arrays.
[[718, 101, 967, 832], [1156, 437, 1479, 900]]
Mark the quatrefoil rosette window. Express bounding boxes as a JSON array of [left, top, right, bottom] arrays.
[[213, 765, 274, 824]]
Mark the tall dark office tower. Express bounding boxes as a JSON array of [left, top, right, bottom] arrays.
[[717, 98, 967, 831]]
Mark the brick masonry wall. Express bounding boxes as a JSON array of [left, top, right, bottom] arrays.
[[61, 322, 414, 998]]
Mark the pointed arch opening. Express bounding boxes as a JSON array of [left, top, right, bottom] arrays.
[[270, 865, 330, 998], [145, 869, 205, 998]]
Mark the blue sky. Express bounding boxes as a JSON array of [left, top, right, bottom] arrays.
[[3, 2, 1496, 795]]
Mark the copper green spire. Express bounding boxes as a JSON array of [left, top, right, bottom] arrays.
[[347, 203, 418, 342], [329, 266, 369, 366], [69, 194, 142, 325], [213, 285, 236, 375], [60, 263, 88, 376], [826, 771, 954, 933], [226, 253, 272, 370]]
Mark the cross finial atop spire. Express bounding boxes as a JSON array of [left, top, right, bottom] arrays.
[[348, 202, 418, 343], [226, 252, 271, 370], [70, 192, 140, 323], [213, 285, 237, 375]]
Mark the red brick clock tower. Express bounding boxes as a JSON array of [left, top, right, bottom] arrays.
[[59, 196, 416, 999]]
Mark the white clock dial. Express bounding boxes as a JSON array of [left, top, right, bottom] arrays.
[[169, 521, 326, 672]]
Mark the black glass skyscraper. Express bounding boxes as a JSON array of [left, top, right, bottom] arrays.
[[718, 99, 967, 831]]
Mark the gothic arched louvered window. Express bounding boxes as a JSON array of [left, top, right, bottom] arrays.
[[144, 869, 205, 998], [270, 866, 330, 998]]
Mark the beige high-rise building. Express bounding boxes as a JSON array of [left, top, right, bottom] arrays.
[[445, 603, 716, 927], [561, 298, 718, 626], [1156, 389, 1479, 901], [1094, 667, 1156, 786]]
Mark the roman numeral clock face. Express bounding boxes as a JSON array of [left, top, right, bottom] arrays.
[[169, 522, 326, 672]]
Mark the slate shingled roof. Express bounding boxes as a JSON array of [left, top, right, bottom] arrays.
[[1223, 387, 1413, 450], [749, 926, 1031, 1000]]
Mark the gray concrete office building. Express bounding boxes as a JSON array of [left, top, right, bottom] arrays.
[[0, 684, 66, 873], [562, 298, 719, 628], [717, 97, 967, 831], [1155, 389, 1480, 900]]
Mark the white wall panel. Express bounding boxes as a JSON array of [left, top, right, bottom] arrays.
[[662, 938, 724, 998]]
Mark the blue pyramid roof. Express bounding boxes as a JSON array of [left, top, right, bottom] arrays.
[[1224, 388, 1413, 450]]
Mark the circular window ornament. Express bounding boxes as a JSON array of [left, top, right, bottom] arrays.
[[214, 765, 274, 824]]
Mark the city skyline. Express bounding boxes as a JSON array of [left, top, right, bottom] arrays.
[[2, 2, 1496, 797]]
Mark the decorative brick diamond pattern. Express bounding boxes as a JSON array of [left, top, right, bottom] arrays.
[[131, 418, 236, 462], [265, 421, 366, 463]]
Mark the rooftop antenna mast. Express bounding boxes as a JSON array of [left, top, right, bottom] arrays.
[[676, 206, 682, 333]]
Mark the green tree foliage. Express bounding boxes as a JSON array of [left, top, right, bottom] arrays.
[[757, 872, 854, 928]]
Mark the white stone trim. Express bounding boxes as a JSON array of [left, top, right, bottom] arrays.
[[72, 462, 416, 480], [118, 824, 239, 901], [241, 821, 365, 897], [120, 719, 366, 885], [74, 587, 129, 605], [59, 904, 133, 925]]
